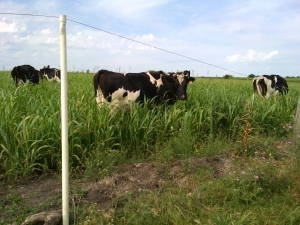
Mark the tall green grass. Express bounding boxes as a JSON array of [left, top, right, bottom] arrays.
[[0, 72, 299, 179]]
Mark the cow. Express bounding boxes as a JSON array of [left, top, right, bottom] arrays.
[[93, 69, 195, 111], [149, 70, 195, 99], [39, 65, 61, 82], [253, 75, 288, 99], [11, 65, 40, 86]]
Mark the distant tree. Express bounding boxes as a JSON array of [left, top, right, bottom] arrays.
[[86, 69, 90, 73], [223, 74, 233, 79], [248, 74, 255, 78]]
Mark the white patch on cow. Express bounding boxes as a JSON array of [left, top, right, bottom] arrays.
[[111, 87, 140, 105], [123, 73, 127, 76], [254, 77, 264, 97], [263, 77, 278, 99], [175, 73, 185, 84], [96, 86, 141, 112], [156, 77, 163, 88], [17, 78, 24, 86], [43, 73, 60, 83], [96, 85, 106, 107], [146, 72, 156, 84], [146, 72, 163, 88], [53, 76, 61, 83]]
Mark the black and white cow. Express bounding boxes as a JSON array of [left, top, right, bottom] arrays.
[[253, 75, 288, 99], [40, 65, 61, 82], [11, 65, 40, 86], [93, 70, 195, 111]]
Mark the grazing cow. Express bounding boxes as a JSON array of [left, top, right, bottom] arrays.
[[40, 65, 61, 82], [11, 65, 40, 86], [93, 69, 195, 111], [253, 75, 288, 99]]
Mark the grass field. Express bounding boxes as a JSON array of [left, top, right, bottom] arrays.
[[1, 71, 300, 224]]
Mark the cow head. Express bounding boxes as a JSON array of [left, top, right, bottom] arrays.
[[171, 70, 195, 100]]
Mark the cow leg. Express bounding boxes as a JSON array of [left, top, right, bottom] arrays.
[[96, 86, 106, 108]]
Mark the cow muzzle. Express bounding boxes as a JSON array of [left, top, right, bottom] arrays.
[[178, 95, 187, 100]]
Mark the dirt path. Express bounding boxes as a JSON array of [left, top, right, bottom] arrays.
[[0, 155, 232, 222]]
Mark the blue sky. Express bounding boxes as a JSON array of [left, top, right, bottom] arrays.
[[0, 0, 299, 77]]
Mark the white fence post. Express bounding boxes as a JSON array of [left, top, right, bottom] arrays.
[[295, 91, 300, 136], [59, 14, 69, 225]]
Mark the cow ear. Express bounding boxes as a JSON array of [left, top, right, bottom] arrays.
[[184, 70, 191, 76], [188, 77, 195, 84]]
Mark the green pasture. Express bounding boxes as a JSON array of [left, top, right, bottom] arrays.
[[0, 72, 299, 179], [1, 71, 300, 224]]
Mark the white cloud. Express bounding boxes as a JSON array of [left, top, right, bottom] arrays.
[[0, 17, 25, 33], [136, 34, 155, 41], [41, 29, 52, 35], [225, 49, 279, 62], [80, 0, 172, 18], [0, 20, 18, 32], [0, 0, 298, 76]]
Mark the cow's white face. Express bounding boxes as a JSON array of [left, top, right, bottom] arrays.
[[174, 73, 185, 85], [172, 72, 194, 100]]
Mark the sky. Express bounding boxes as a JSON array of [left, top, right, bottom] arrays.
[[0, 0, 299, 77]]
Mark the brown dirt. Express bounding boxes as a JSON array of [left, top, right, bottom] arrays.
[[0, 154, 234, 222]]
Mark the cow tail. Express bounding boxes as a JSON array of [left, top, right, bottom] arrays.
[[94, 70, 104, 96], [253, 79, 258, 93], [11, 68, 18, 86], [94, 73, 99, 96]]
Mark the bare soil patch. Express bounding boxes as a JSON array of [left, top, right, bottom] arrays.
[[0, 154, 234, 222]]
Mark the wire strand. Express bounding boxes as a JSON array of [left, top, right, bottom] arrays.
[[0, 12, 57, 18], [0, 12, 247, 76]]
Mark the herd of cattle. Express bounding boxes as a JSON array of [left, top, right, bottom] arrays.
[[11, 64, 61, 86], [11, 64, 289, 110]]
